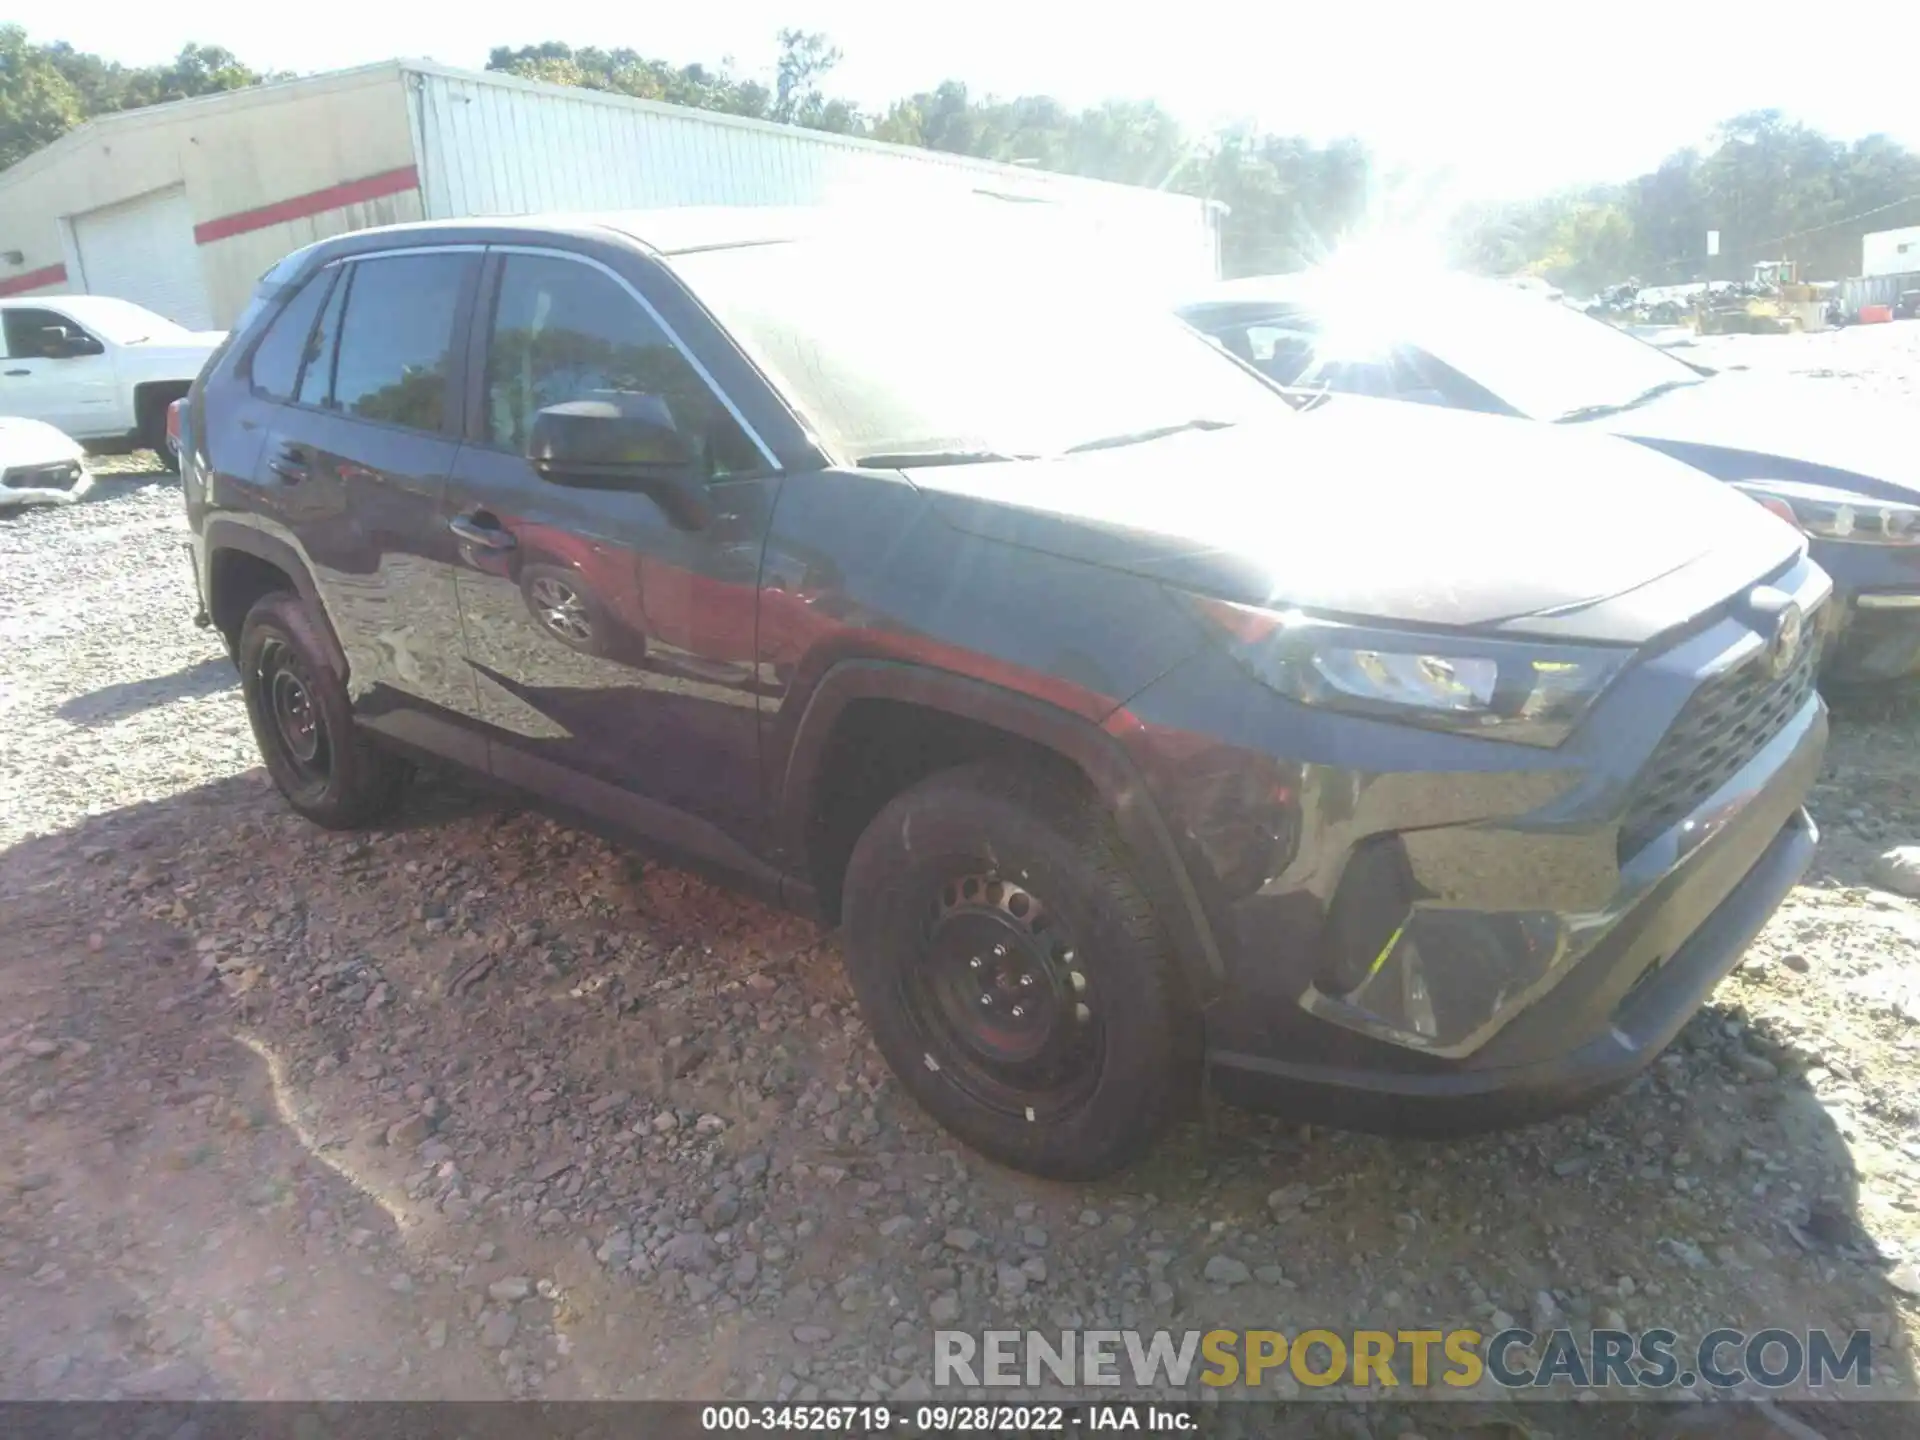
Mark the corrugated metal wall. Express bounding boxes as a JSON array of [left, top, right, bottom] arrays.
[[1837, 272, 1919, 315], [403, 64, 1222, 286]]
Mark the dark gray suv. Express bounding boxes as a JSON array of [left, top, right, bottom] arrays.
[[181, 210, 1828, 1179]]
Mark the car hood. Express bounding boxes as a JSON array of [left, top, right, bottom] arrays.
[[0, 416, 84, 466], [1590, 373, 1920, 498], [910, 396, 1805, 645]]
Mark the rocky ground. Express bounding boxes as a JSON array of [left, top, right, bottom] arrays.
[[3, 328, 1920, 1436]]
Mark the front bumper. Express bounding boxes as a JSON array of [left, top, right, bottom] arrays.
[[1812, 540, 1920, 687], [1824, 590, 1920, 688], [0, 459, 92, 509], [1208, 794, 1816, 1136], [1111, 557, 1830, 1135]]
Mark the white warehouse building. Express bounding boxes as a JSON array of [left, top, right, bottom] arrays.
[[1861, 224, 1920, 280], [0, 60, 1225, 330]]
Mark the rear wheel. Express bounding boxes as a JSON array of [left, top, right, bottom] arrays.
[[238, 591, 409, 829], [841, 762, 1197, 1179]]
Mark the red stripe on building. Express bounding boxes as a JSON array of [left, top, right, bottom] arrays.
[[193, 166, 421, 245], [0, 263, 68, 297]]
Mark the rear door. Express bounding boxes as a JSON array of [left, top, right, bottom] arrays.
[[250, 245, 486, 763], [444, 245, 784, 859], [0, 305, 118, 435]]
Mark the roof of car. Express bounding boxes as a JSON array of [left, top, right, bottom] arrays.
[[309, 201, 1047, 262], [1193, 272, 1317, 301], [1179, 269, 1564, 317]]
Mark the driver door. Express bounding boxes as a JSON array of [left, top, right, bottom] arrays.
[[444, 246, 782, 855], [0, 306, 116, 435]]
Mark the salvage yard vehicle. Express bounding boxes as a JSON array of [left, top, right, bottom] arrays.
[[0, 295, 222, 468], [0, 415, 91, 511], [184, 210, 1827, 1179], [1181, 270, 1920, 691]]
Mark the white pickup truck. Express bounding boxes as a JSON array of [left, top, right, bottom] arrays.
[[0, 295, 223, 469]]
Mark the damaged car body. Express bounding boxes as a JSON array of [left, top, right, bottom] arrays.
[[183, 211, 1827, 1178]]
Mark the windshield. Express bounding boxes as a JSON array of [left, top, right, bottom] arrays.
[[1313, 278, 1703, 421], [61, 297, 193, 346], [668, 236, 1280, 463], [1428, 289, 1702, 420]]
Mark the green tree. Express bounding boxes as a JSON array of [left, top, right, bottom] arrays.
[[0, 24, 85, 169], [2, 27, 275, 168]]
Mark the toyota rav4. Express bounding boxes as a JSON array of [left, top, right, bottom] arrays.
[[181, 210, 1828, 1179]]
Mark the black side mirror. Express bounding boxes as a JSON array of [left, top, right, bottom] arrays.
[[35, 326, 102, 359], [526, 395, 710, 529]]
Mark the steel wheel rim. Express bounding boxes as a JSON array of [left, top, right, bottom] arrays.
[[256, 638, 331, 789], [530, 577, 593, 645], [904, 869, 1103, 1121]]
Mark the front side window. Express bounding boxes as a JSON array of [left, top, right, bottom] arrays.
[[326, 253, 472, 433], [2, 308, 96, 360], [482, 253, 761, 477], [248, 272, 335, 401]]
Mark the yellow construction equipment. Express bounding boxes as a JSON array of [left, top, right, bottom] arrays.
[[1693, 260, 1828, 334]]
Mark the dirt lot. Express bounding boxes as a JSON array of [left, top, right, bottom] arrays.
[[4, 329, 1920, 1428]]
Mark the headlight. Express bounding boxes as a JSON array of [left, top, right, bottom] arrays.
[[1185, 596, 1630, 746], [1734, 479, 1920, 545]]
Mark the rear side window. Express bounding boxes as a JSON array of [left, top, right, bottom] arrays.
[[247, 272, 334, 401], [327, 253, 473, 433]]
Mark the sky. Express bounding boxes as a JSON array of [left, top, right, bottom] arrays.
[[14, 1, 1917, 201]]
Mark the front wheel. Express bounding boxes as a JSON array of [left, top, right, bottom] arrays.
[[841, 762, 1198, 1179], [238, 592, 409, 829]]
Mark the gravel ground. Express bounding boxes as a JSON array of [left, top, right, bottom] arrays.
[[3, 361, 1920, 1433]]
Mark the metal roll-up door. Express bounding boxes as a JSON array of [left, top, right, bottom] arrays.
[[72, 186, 214, 330]]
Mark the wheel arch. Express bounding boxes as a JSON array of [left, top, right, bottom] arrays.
[[778, 659, 1225, 1003], [201, 519, 348, 682], [133, 379, 193, 442]]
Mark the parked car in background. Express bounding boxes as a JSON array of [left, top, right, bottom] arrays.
[[1180, 271, 1920, 690], [0, 295, 222, 469], [0, 415, 91, 511], [185, 211, 1826, 1178]]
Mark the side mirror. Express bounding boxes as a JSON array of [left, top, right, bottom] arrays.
[[526, 395, 710, 529], [37, 326, 102, 359]]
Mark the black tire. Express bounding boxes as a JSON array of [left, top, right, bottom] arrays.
[[137, 390, 184, 472], [238, 591, 409, 829], [841, 761, 1198, 1180]]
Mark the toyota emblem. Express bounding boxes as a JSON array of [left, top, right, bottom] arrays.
[[1764, 603, 1804, 679]]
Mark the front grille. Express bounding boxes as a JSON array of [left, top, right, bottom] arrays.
[[1617, 616, 1821, 861], [2, 460, 83, 492]]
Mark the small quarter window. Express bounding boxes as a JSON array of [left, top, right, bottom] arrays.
[[248, 272, 335, 401]]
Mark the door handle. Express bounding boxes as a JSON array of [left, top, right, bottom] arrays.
[[449, 512, 517, 551], [267, 443, 310, 484], [3, 369, 28, 377]]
